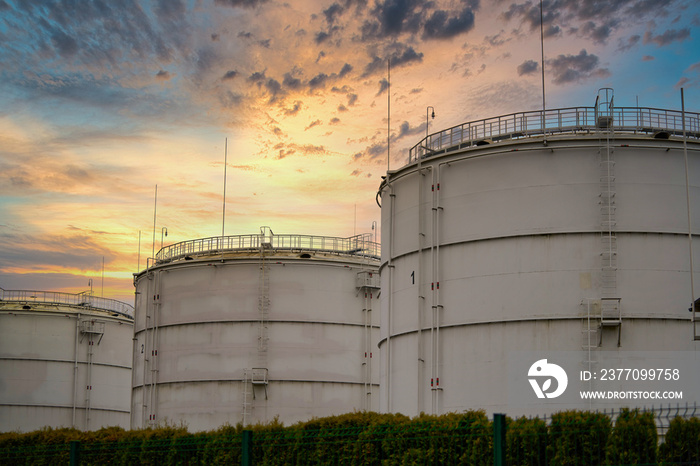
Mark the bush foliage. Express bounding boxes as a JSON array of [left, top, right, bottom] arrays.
[[0, 409, 698, 465]]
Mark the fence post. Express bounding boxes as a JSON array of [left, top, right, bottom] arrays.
[[494, 413, 506, 466], [242, 430, 253, 466], [69, 440, 80, 466]]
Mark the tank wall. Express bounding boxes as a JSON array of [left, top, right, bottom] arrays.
[[133, 256, 379, 431], [133, 380, 366, 432], [0, 310, 133, 432], [384, 319, 696, 417], [384, 141, 699, 259], [379, 136, 700, 418]]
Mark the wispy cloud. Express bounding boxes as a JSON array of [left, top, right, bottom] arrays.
[[643, 28, 691, 46], [547, 49, 610, 84]]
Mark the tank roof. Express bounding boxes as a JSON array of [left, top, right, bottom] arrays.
[[0, 288, 134, 319], [406, 104, 700, 168], [151, 229, 380, 267]]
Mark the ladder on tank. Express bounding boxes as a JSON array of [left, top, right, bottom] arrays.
[[581, 299, 599, 372], [80, 319, 104, 430], [258, 227, 271, 369], [357, 271, 380, 411], [596, 88, 622, 346], [243, 227, 271, 423], [242, 370, 251, 426]]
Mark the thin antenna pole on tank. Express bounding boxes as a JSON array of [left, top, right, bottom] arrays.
[[152, 184, 157, 263], [681, 88, 696, 326], [354, 203, 357, 237], [539, 0, 547, 145], [387, 58, 391, 172], [138, 230, 141, 272], [101, 256, 104, 297], [222, 138, 228, 238]]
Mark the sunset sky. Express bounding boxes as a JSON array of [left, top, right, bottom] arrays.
[[1, 0, 699, 304]]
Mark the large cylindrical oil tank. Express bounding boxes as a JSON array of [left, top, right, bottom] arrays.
[[378, 93, 700, 419], [0, 289, 134, 432], [132, 228, 380, 431]]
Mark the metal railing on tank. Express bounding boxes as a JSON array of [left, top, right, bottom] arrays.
[[154, 232, 381, 264], [0, 288, 134, 319], [408, 106, 700, 164]]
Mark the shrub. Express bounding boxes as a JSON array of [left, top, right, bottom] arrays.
[[605, 408, 657, 465], [507, 417, 548, 466], [547, 410, 611, 466], [659, 416, 700, 465]]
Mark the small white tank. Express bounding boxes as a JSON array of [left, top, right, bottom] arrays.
[[0, 289, 134, 432], [132, 228, 380, 431]]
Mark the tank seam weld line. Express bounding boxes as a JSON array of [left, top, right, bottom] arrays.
[[133, 380, 379, 388], [133, 320, 380, 330], [0, 310, 133, 322], [377, 315, 693, 346], [0, 358, 131, 369], [380, 230, 700, 269], [0, 403, 130, 414]]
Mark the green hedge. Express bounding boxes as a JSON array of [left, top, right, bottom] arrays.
[[507, 416, 548, 466], [1, 410, 698, 465], [547, 410, 611, 465], [659, 416, 700, 465], [605, 408, 657, 465]]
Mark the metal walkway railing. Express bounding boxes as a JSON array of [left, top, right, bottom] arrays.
[[408, 106, 700, 164], [154, 233, 381, 264], [0, 288, 134, 319]]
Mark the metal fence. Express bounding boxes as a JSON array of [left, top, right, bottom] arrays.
[[154, 232, 381, 264], [0, 288, 134, 319], [534, 402, 698, 441], [408, 106, 700, 163], [2, 405, 698, 465]]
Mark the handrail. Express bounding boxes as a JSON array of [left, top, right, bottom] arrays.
[[0, 288, 134, 319], [154, 233, 381, 264], [408, 106, 700, 164]]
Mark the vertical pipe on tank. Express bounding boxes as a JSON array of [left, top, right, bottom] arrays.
[[141, 274, 151, 427], [681, 89, 696, 337], [85, 332, 93, 430], [435, 161, 447, 414], [430, 166, 438, 414], [152, 271, 160, 424], [363, 290, 367, 409], [72, 313, 80, 428], [363, 287, 372, 410], [369, 290, 374, 410], [130, 332, 138, 429], [386, 182, 396, 412], [417, 164, 424, 413]]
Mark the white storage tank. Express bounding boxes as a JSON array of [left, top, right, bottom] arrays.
[[132, 228, 380, 431], [0, 289, 134, 432], [378, 89, 700, 419]]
